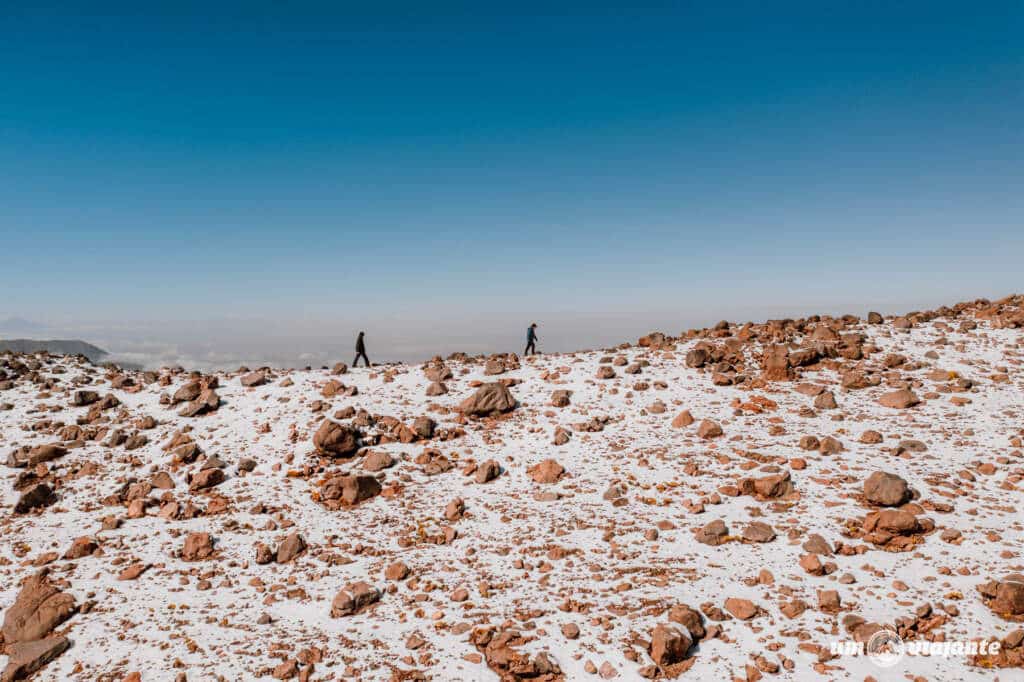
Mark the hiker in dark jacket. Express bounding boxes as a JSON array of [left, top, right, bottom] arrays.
[[353, 331, 370, 367], [524, 323, 539, 356]]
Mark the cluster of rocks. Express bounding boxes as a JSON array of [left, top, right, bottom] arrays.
[[468, 626, 563, 681], [164, 376, 221, 417], [844, 470, 935, 551]]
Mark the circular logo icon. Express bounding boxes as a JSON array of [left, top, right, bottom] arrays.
[[866, 629, 905, 668]]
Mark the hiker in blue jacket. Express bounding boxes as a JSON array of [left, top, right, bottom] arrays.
[[524, 323, 539, 356]]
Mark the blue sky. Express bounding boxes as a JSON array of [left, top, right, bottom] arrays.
[[1, 2, 1021, 366]]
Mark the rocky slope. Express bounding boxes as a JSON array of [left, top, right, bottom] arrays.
[[1, 295, 1023, 681], [0, 340, 107, 363]]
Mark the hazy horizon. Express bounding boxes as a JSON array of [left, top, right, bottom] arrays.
[[1, 287, 1014, 370], [2, 3, 1021, 370]]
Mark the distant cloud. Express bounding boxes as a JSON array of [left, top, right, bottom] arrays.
[[101, 339, 338, 372]]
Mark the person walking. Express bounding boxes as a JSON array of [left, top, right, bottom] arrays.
[[353, 331, 371, 367], [524, 323, 539, 356]]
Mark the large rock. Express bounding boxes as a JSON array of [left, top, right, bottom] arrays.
[[424, 364, 453, 383], [72, 390, 100, 407], [330, 582, 380, 617], [639, 331, 669, 348], [4, 447, 27, 468], [1, 636, 70, 682], [742, 521, 776, 543], [649, 623, 691, 666], [171, 381, 202, 404], [27, 445, 66, 467], [979, 574, 1024, 618], [189, 467, 224, 491], [696, 419, 722, 439], [319, 474, 382, 508], [863, 509, 921, 535], [841, 370, 873, 390], [240, 371, 267, 387], [385, 562, 411, 581], [425, 381, 448, 396], [878, 389, 920, 409], [474, 459, 501, 484], [484, 358, 506, 375], [685, 348, 708, 368], [63, 537, 98, 560], [724, 598, 759, 620], [412, 416, 436, 439], [740, 471, 794, 499], [1, 574, 77, 644], [695, 519, 728, 546], [818, 435, 843, 454], [312, 420, 360, 457], [361, 450, 395, 472], [178, 388, 220, 417], [789, 347, 820, 367], [459, 383, 516, 417], [863, 471, 911, 507], [321, 379, 346, 398], [276, 533, 307, 563], [667, 604, 705, 639], [810, 324, 839, 341], [994, 579, 1024, 617], [14, 484, 56, 514], [671, 410, 694, 428], [802, 534, 833, 556], [761, 345, 793, 381], [181, 532, 215, 561], [814, 391, 838, 410], [550, 390, 572, 407], [527, 459, 565, 484]]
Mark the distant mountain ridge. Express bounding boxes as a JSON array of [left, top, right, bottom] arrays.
[[0, 316, 48, 334], [0, 338, 108, 361]]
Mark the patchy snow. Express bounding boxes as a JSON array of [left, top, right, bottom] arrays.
[[1, 304, 1022, 681]]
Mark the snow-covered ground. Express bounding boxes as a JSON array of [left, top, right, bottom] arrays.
[[1, 300, 1022, 681]]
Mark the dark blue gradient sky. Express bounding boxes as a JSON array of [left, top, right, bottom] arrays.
[[1, 2, 1021, 365]]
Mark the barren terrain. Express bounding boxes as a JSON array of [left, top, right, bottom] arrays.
[[2, 296, 1024, 681]]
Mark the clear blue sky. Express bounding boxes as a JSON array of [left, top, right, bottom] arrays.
[[1, 2, 1021, 365]]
